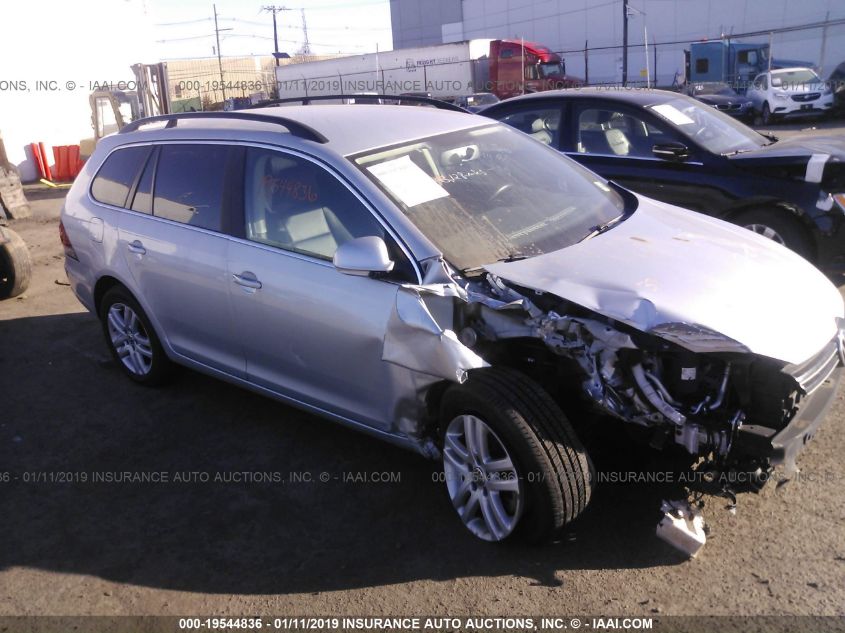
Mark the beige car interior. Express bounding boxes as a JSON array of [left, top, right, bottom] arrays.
[[577, 109, 656, 157], [246, 153, 353, 259]]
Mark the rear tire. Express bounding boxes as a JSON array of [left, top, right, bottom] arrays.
[[99, 286, 171, 386], [440, 367, 593, 543], [0, 227, 32, 299], [734, 208, 812, 261]]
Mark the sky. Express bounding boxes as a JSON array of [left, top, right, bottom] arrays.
[[0, 0, 395, 177], [146, 0, 394, 59]]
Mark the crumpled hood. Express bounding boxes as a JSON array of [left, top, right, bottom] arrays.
[[486, 197, 844, 365]]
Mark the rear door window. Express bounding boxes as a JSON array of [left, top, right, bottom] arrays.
[[497, 107, 561, 147], [91, 146, 151, 208], [153, 144, 230, 231]]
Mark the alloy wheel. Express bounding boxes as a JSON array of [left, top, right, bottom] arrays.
[[744, 223, 786, 246], [106, 303, 154, 376], [443, 414, 523, 541]]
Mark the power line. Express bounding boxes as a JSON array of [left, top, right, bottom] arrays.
[[155, 17, 213, 26]]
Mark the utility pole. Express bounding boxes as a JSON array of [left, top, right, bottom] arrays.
[[622, 0, 629, 86], [213, 4, 227, 101], [819, 11, 830, 76], [262, 6, 290, 66], [300, 8, 311, 55]]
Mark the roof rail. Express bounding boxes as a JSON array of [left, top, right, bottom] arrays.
[[255, 94, 469, 113], [118, 112, 328, 143]]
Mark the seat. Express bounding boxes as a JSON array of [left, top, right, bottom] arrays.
[[604, 127, 631, 156], [579, 129, 613, 154], [247, 154, 300, 243], [285, 208, 340, 257], [530, 117, 553, 145]]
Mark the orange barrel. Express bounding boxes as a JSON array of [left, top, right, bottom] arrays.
[[31, 143, 46, 178], [39, 142, 52, 181], [68, 145, 81, 178]]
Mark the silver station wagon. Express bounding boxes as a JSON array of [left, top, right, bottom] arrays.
[[61, 104, 843, 550]]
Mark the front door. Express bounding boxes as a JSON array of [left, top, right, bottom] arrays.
[[565, 100, 725, 212], [226, 147, 419, 429]]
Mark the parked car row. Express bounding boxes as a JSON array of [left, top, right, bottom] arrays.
[[682, 66, 838, 125], [62, 96, 844, 551]]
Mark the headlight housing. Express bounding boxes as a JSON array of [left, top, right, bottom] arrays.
[[649, 322, 750, 354]]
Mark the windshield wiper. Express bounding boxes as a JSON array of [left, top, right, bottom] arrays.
[[580, 214, 626, 242], [497, 251, 527, 263], [722, 148, 757, 156], [461, 251, 527, 276]]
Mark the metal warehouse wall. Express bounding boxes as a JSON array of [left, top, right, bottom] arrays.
[[391, 0, 845, 86]]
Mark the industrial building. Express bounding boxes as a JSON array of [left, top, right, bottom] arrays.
[[389, 0, 845, 86]]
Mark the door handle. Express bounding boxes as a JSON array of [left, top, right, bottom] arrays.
[[232, 272, 262, 290], [127, 240, 146, 255]]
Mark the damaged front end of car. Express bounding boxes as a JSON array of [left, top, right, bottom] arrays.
[[386, 258, 844, 556]]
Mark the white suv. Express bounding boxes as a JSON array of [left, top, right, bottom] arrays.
[[747, 67, 834, 124]]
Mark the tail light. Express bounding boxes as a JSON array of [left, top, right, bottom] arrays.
[[59, 220, 78, 260]]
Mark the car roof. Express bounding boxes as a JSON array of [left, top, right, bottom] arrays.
[[105, 105, 488, 157], [486, 86, 689, 108]]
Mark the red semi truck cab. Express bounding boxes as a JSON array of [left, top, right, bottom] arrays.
[[489, 39, 583, 99]]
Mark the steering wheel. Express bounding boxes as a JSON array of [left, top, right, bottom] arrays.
[[488, 183, 514, 205]]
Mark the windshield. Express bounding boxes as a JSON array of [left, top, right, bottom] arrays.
[[467, 93, 499, 106], [352, 125, 626, 272], [647, 97, 769, 155], [693, 83, 735, 96], [539, 62, 564, 78], [773, 68, 821, 86]]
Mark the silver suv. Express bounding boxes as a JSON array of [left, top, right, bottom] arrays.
[[62, 105, 843, 548]]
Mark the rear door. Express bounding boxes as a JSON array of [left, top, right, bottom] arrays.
[[117, 143, 244, 376], [226, 146, 420, 429]]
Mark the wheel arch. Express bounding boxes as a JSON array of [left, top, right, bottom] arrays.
[[93, 274, 175, 358], [93, 275, 125, 315], [722, 200, 818, 261]]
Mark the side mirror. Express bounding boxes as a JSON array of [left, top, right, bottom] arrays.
[[652, 142, 691, 162], [333, 236, 394, 276]]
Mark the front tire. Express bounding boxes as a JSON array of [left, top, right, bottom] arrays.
[[761, 101, 773, 125], [440, 368, 593, 543], [735, 208, 812, 261], [99, 286, 170, 385]]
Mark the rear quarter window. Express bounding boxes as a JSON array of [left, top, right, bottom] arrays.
[[90, 146, 151, 208]]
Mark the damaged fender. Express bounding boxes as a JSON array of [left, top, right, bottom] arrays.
[[382, 285, 488, 383]]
